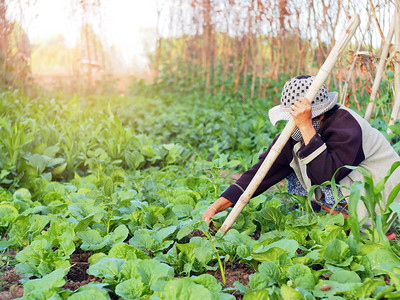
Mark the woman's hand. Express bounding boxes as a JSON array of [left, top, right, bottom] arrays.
[[202, 197, 233, 226], [290, 97, 316, 145], [202, 206, 217, 225]]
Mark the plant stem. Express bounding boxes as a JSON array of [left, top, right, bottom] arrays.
[[204, 231, 226, 285], [106, 203, 113, 235]]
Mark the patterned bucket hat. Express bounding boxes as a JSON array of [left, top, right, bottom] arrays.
[[268, 75, 338, 126]]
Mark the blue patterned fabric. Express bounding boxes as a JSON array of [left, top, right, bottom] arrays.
[[320, 185, 346, 204], [286, 172, 308, 196], [286, 172, 346, 205]]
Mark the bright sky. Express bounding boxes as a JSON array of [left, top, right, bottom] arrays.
[[20, 0, 158, 68]]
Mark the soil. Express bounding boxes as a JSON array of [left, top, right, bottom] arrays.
[[0, 249, 104, 299], [220, 170, 242, 183], [0, 268, 23, 300], [188, 229, 206, 238], [207, 261, 255, 299], [62, 250, 101, 291]]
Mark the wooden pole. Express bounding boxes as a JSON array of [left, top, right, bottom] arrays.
[[369, 0, 385, 42], [218, 15, 360, 234], [339, 41, 362, 105], [341, 16, 372, 106], [395, 2, 400, 118], [389, 3, 400, 131], [364, 21, 395, 122], [389, 90, 400, 131]]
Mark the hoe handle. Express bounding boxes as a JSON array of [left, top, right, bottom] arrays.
[[219, 14, 360, 234]]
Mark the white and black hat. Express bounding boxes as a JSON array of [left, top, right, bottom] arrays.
[[268, 75, 338, 126]]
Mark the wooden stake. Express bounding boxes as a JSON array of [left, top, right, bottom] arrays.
[[369, 0, 385, 42], [389, 3, 400, 130], [364, 21, 395, 122], [395, 2, 400, 118], [218, 15, 360, 234], [341, 16, 372, 107], [339, 41, 362, 105], [389, 90, 400, 131]]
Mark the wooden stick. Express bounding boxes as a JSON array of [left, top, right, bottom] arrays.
[[341, 16, 372, 106], [395, 2, 400, 118], [218, 15, 360, 234], [364, 20, 395, 122], [339, 41, 362, 105], [389, 90, 400, 132], [369, 0, 385, 42], [388, 4, 400, 131]]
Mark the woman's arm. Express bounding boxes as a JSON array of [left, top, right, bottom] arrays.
[[299, 108, 364, 184], [202, 137, 294, 226]]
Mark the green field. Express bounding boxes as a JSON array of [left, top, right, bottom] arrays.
[[1, 83, 400, 300]]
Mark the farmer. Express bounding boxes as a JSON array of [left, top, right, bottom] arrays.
[[203, 75, 400, 227]]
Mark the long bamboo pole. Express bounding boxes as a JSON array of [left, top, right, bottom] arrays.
[[218, 15, 360, 234], [364, 21, 395, 122]]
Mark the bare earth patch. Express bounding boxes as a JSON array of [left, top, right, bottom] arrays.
[[208, 261, 255, 299], [0, 268, 23, 300], [62, 250, 101, 291]]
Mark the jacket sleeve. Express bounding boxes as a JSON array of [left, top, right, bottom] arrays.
[[221, 135, 294, 205], [296, 109, 364, 185]]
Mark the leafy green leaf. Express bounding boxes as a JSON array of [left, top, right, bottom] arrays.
[[348, 181, 363, 241], [155, 278, 212, 300], [87, 257, 125, 280], [108, 224, 129, 244], [104, 177, 114, 197], [108, 243, 148, 261], [68, 283, 111, 299], [280, 284, 303, 300], [192, 274, 222, 294], [155, 225, 177, 241], [69, 203, 105, 222], [78, 230, 108, 251], [289, 264, 311, 280], [295, 274, 316, 291], [258, 261, 281, 284], [322, 239, 353, 267], [243, 289, 270, 300], [136, 259, 174, 286], [115, 277, 147, 299], [0, 204, 19, 226], [355, 278, 385, 298], [260, 207, 286, 230], [23, 267, 68, 296], [13, 188, 31, 202], [249, 272, 269, 290], [330, 270, 361, 283], [251, 239, 299, 262], [364, 248, 400, 275]]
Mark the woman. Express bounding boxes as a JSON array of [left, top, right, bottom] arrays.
[[203, 75, 400, 227]]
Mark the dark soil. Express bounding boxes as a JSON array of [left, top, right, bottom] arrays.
[[188, 229, 206, 238], [207, 261, 255, 299], [62, 250, 101, 291], [0, 268, 23, 300], [250, 230, 261, 240]]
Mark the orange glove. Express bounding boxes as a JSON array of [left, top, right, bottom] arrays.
[[202, 197, 233, 226]]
